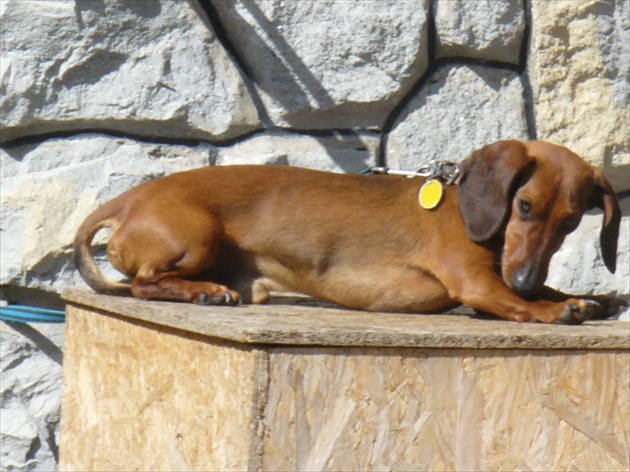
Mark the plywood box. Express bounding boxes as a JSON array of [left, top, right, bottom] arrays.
[[60, 288, 630, 471]]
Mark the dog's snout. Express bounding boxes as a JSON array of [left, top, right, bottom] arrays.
[[511, 265, 540, 299]]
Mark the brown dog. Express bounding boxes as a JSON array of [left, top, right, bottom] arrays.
[[74, 140, 625, 323]]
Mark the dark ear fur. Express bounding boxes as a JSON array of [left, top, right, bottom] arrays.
[[592, 169, 620, 273], [458, 140, 534, 242]]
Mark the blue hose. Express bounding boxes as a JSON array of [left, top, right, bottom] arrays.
[[0, 305, 65, 323]]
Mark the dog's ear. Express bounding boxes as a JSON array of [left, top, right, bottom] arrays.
[[591, 169, 621, 273], [458, 140, 534, 242]]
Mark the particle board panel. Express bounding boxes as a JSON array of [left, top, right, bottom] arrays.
[[61, 288, 630, 349], [262, 348, 630, 471], [59, 304, 259, 471], [59, 289, 630, 471]]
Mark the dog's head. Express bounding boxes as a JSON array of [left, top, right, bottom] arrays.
[[458, 140, 621, 298]]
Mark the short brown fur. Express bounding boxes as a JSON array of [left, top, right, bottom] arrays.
[[74, 140, 625, 323]]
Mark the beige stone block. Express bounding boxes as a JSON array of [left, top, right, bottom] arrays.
[[0, 135, 211, 290], [529, 0, 629, 191]]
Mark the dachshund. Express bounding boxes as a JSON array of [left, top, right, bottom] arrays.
[[74, 140, 625, 323]]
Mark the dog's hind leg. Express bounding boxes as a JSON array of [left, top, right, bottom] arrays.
[[108, 206, 241, 305], [131, 276, 241, 306]]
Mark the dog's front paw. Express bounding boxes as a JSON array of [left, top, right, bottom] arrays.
[[585, 295, 629, 319], [556, 299, 599, 325]]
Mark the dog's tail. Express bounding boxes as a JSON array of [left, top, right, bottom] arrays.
[[73, 199, 132, 296]]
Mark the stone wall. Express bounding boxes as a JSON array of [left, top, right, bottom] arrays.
[[1, 322, 63, 472], [1, 0, 628, 470]]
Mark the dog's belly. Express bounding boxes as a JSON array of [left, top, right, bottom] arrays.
[[250, 256, 457, 314], [205, 240, 457, 313]]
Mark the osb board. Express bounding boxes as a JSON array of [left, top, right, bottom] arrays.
[[62, 288, 630, 349], [59, 305, 260, 471], [262, 347, 630, 471]]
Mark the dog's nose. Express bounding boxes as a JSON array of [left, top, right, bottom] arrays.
[[511, 265, 540, 299]]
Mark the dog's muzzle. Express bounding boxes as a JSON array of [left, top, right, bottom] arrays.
[[511, 264, 543, 299]]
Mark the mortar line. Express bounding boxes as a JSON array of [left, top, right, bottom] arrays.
[[520, 0, 538, 140], [0, 127, 382, 152], [378, 0, 437, 166], [379, 0, 526, 167], [5, 1, 533, 163]]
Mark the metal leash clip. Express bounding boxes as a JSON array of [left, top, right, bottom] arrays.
[[417, 161, 461, 185], [368, 161, 460, 184]]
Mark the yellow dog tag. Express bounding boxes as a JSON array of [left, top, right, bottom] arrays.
[[419, 179, 443, 210]]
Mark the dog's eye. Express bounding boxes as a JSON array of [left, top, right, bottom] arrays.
[[559, 216, 580, 234], [518, 199, 532, 219]]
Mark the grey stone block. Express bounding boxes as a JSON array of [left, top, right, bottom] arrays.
[[211, 0, 431, 129], [435, 0, 525, 64], [386, 64, 528, 170], [0, 0, 261, 143]]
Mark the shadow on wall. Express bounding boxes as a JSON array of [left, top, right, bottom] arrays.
[[199, 0, 390, 171], [229, 1, 335, 115]]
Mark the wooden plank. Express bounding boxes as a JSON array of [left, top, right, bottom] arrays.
[[59, 304, 259, 471], [63, 288, 630, 350], [262, 347, 630, 471]]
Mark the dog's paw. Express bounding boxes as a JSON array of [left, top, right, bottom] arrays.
[[193, 291, 241, 306], [556, 299, 599, 325], [585, 295, 628, 319]]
